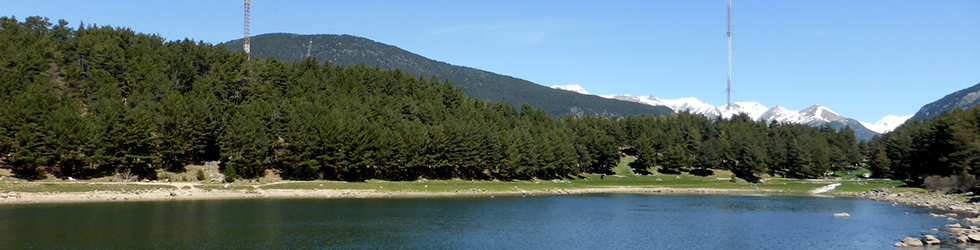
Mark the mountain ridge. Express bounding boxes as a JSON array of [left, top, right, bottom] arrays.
[[911, 82, 980, 121], [556, 85, 891, 141], [220, 33, 672, 118]]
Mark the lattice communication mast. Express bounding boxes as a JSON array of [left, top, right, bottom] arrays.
[[726, 0, 732, 109], [244, 0, 252, 56]]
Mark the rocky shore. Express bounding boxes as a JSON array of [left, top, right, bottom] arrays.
[[846, 188, 980, 215], [842, 188, 980, 248], [0, 185, 784, 205]]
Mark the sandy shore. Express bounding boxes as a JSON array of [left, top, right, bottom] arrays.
[[0, 182, 789, 205], [5, 181, 980, 217]]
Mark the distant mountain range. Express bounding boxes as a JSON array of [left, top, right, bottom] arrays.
[[551, 85, 901, 141], [911, 82, 980, 121], [217, 33, 980, 141], [220, 33, 672, 118], [859, 115, 913, 135]]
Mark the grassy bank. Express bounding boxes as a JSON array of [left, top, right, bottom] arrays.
[[0, 174, 905, 195], [259, 173, 906, 194], [0, 157, 908, 195]]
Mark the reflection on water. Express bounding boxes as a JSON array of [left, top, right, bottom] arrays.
[[0, 194, 960, 249]]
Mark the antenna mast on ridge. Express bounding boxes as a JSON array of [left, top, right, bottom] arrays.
[[244, 0, 252, 58], [726, 0, 733, 109], [306, 39, 313, 58]]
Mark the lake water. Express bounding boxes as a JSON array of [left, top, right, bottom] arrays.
[[0, 194, 965, 249]]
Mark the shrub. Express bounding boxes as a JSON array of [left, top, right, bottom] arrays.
[[196, 170, 206, 181], [923, 173, 977, 193], [223, 166, 237, 183]]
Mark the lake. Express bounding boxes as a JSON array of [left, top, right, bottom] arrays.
[[0, 194, 963, 249]]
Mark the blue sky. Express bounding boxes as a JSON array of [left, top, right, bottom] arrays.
[[6, 0, 979, 123]]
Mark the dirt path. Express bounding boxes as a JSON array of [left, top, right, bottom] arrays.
[[809, 183, 841, 194]]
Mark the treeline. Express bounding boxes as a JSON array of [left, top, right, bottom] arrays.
[[621, 113, 860, 180], [867, 105, 980, 190], [0, 16, 861, 182], [0, 16, 617, 181]]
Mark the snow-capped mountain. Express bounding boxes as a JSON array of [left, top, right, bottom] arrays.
[[720, 102, 770, 121], [860, 115, 913, 134], [762, 105, 849, 126], [550, 85, 589, 95], [551, 85, 901, 140], [600, 95, 769, 120], [615, 96, 879, 140]]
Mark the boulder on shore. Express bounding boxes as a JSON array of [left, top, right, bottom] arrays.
[[968, 233, 980, 243], [898, 237, 923, 247], [964, 217, 980, 224]]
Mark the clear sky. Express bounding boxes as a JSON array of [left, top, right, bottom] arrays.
[[6, 0, 979, 123]]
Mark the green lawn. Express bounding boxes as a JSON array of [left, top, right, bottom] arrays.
[[0, 163, 910, 195], [259, 173, 906, 195]]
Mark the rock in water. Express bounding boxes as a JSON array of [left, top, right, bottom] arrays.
[[833, 213, 850, 218], [946, 223, 963, 228], [902, 237, 924, 247], [964, 217, 980, 224], [969, 233, 980, 243], [958, 235, 970, 243], [923, 235, 940, 245]]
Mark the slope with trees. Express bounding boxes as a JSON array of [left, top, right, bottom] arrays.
[[0, 16, 863, 183], [868, 105, 980, 192], [220, 33, 673, 118]]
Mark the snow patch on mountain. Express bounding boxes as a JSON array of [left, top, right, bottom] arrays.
[[603, 93, 864, 128], [757, 106, 801, 124], [550, 85, 589, 95], [720, 102, 770, 120], [553, 85, 904, 139], [860, 115, 913, 134], [601, 95, 768, 120]]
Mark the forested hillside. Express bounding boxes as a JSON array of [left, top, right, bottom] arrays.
[[221, 33, 673, 118], [1, 16, 864, 183], [868, 105, 980, 191], [911, 82, 980, 121]]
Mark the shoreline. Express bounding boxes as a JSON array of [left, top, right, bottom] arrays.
[[7, 182, 980, 247], [3, 182, 979, 216], [844, 189, 980, 216], [0, 186, 785, 205], [0, 183, 915, 204]]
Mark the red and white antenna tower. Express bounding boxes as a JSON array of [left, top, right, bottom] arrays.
[[244, 0, 251, 57], [726, 0, 733, 109]]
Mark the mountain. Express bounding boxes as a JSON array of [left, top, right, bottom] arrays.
[[595, 91, 881, 141], [599, 95, 768, 120], [911, 82, 980, 121], [550, 85, 589, 95], [860, 115, 913, 134], [760, 105, 878, 141], [220, 33, 672, 118]]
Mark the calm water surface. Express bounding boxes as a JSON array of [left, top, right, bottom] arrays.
[[0, 194, 965, 249]]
